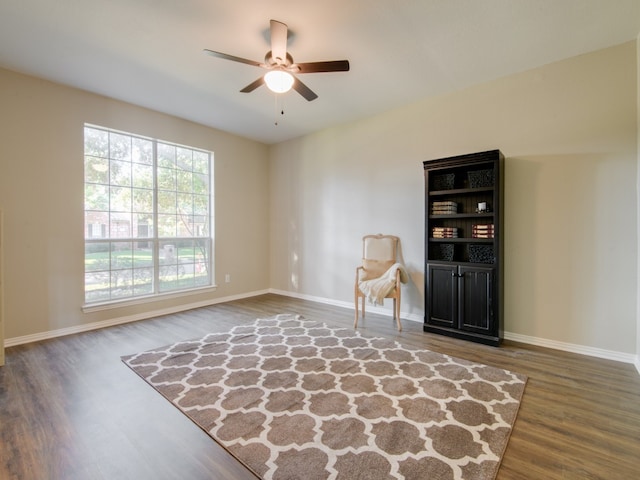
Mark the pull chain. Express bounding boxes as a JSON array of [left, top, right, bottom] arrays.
[[274, 93, 285, 126]]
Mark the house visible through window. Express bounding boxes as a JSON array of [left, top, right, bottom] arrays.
[[84, 125, 213, 304]]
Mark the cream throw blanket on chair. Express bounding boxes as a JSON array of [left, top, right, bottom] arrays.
[[358, 263, 408, 306]]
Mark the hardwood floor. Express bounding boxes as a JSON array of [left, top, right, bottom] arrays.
[[1, 293, 639, 479]]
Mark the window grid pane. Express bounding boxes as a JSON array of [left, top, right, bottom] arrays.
[[84, 125, 212, 304]]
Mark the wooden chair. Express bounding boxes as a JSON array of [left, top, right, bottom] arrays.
[[354, 234, 402, 331]]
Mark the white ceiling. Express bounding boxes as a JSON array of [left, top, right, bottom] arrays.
[[1, 0, 639, 144]]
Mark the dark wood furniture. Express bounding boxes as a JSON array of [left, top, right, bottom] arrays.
[[423, 150, 504, 346]]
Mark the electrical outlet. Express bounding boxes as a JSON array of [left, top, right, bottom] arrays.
[[225, 274, 231, 283]]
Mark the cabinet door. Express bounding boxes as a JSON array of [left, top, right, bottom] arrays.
[[426, 263, 458, 328], [459, 266, 494, 335]]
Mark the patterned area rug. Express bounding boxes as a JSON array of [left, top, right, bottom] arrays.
[[122, 314, 526, 480]]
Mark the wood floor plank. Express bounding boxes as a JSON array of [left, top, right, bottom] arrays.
[[1, 293, 639, 479]]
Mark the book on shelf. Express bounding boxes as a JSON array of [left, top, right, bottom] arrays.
[[471, 224, 494, 238], [431, 210, 458, 215], [431, 201, 458, 215], [472, 223, 494, 228], [431, 208, 457, 214], [432, 227, 458, 238], [472, 225, 494, 231], [472, 233, 494, 239]]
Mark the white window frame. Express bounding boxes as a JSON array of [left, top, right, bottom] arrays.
[[83, 125, 215, 309]]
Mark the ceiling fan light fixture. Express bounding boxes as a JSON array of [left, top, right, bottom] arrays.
[[264, 70, 294, 93], [204, 19, 348, 101]]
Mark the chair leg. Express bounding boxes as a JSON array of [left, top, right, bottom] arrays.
[[395, 272, 402, 331], [354, 293, 359, 328]]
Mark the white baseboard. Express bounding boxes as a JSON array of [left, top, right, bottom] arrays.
[[502, 331, 637, 365], [4, 289, 269, 348], [268, 288, 424, 323], [272, 289, 638, 367], [5, 288, 639, 373]]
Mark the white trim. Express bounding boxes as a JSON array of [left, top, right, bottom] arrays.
[[268, 288, 424, 323], [82, 285, 220, 313], [83, 124, 214, 307], [5, 289, 269, 347], [5, 287, 638, 370], [503, 331, 637, 365], [272, 289, 638, 366]]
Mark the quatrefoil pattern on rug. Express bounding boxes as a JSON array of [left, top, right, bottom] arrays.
[[123, 315, 526, 480]]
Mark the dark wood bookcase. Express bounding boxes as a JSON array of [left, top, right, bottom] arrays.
[[423, 150, 504, 346]]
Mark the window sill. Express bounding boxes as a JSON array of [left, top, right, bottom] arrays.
[[82, 285, 218, 313]]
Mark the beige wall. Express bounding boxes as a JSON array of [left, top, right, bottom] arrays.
[[1, 42, 638, 361], [270, 41, 638, 355], [0, 68, 270, 340], [637, 33, 640, 370]]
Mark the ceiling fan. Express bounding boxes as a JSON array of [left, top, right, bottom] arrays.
[[203, 19, 350, 101]]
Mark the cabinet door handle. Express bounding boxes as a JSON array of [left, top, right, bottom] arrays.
[[451, 272, 463, 278]]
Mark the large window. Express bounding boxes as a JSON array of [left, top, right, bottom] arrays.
[[84, 125, 213, 305]]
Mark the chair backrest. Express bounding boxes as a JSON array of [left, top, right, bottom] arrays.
[[361, 234, 398, 279]]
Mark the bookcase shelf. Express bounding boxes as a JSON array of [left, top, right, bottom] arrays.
[[429, 186, 494, 196], [429, 213, 494, 219], [429, 238, 493, 243]]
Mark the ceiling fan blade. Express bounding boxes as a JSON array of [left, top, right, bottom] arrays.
[[240, 76, 265, 93], [203, 49, 263, 68], [295, 60, 350, 74], [270, 19, 288, 64], [292, 76, 318, 101]]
